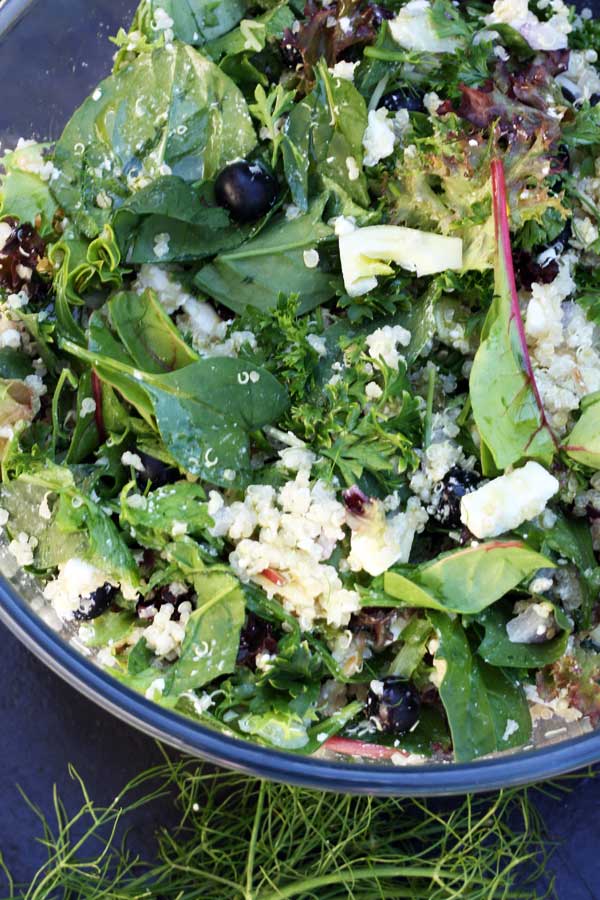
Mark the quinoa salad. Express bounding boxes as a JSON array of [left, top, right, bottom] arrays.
[[2, 0, 600, 764]]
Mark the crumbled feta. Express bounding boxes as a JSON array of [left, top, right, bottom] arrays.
[[460, 462, 559, 539], [366, 325, 411, 370], [330, 60, 359, 80], [306, 333, 327, 356], [423, 91, 442, 115], [121, 451, 145, 472], [365, 381, 383, 401], [80, 397, 96, 417], [362, 109, 396, 167], [153, 232, 171, 259], [346, 156, 360, 181], [43, 558, 114, 619], [485, 0, 571, 50], [502, 719, 519, 741], [0, 508, 9, 527], [0, 329, 21, 350], [390, 0, 461, 52], [39, 493, 53, 521], [8, 532, 38, 567], [347, 496, 428, 576], [152, 7, 175, 42], [556, 50, 600, 104], [145, 677, 166, 701], [144, 601, 192, 660], [303, 249, 320, 269]]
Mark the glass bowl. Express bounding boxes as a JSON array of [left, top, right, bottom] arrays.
[[1, 0, 600, 796]]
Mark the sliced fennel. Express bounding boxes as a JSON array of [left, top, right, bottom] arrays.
[[338, 225, 463, 297]]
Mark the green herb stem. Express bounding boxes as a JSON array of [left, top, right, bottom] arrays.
[[424, 364, 436, 448]]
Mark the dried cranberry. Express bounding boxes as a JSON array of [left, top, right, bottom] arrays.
[[0, 217, 47, 300], [342, 485, 370, 517], [136, 583, 194, 622], [237, 612, 278, 669], [432, 467, 480, 528], [515, 251, 559, 291], [74, 583, 118, 621], [366, 676, 421, 735]]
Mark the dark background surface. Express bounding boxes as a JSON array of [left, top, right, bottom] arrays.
[[1, 0, 600, 896]]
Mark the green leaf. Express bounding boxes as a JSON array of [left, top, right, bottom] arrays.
[[470, 160, 556, 469], [165, 569, 245, 695], [113, 176, 249, 263], [61, 340, 289, 488], [120, 482, 211, 549], [194, 196, 337, 314], [561, 101, 600, 149], [0, 349, 34, 381], [128, 636, 155, 675], [0, 142, 58, 236], [109, 290, 198, 373], [564, 396, 600, 468], [475, 601, 571, 669], [429, 612, 531, 762], [383, 541, 554, 615], [282, 62, 369, 212], [51, 43, 256, 237], [148, 0, 248, 45], [80, 610, 136, 648]]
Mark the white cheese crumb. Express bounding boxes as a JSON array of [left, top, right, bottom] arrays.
[[8, 532, 38, 567], [80, 397, 97, 416], [330, 60, 359, 80], [460, 462, 559, 539], [390, 0, 461, 52], [366, 325, 411, 370], [153, 232, 171, 259], [303, 248, 320, 268], [345, 156, 360, 181], [121, 451, 145, 472], [306, 333, 327, 356], [502, 719, 519, 742], [362, 108, 396, 167]]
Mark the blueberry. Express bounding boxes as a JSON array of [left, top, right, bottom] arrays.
[[74, 583, 118, 621], [561, 84, 577, 104], [136, 584, 194, 622], [433, 466, 480, 528], [237, 612, 278, 670], [135, 452, 179, 491], [591, 93, 600, 106], [370, 3, 395, 25], [378, 89, 425, 113], [366, 676, 421, 735], [215, 161, 278, 224], [280, 38, 302, 69]]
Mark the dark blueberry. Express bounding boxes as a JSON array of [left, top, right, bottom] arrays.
[[280, 38, 302, 69], [136, 584, 194, 622], [215, 161, 278, 224], [366, 676, 421, 735], [74, 583, 118, 621], [342, 485, 370, 517], [591, 93, 600, 107], [135, 451, 179, 491], [237, 612, 278, 670], [378, 89, 425, 113], [560, 83, 577, 104], [369, 3, 395, 25], [432, 466, 481, 528]]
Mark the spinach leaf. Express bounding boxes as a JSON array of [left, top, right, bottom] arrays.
[[194, 196, 338, 314], [128, 636, 155, 675], [429, 612, 531, 761], [0, 349, 34, 381], [113, 177, 248, 263], [0, 142, 57, 236], [165, 569, 245, 695], [80, 610, 136, 648], [148, 0, 248, 46], [51, 44, 256, 237], [383, 541, 553, 615], [62, 340, 289, 488], [206, 3, 294, 79], [520, 511, 596, 573], [120, 482, 211, 549], [109, 290, 198, 373], [474, 601, 571, 668], [282, 62, 369, 212], [565, 395, 600, 469], [469, 160, 556, 469], [65, 371, 102, 464], [0, 479, 86, 569]]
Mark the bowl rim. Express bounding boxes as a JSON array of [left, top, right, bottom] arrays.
[[2, 574, 599, 795]]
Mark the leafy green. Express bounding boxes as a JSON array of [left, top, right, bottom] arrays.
[[148, 0, 248, 45], [51, 43, 256, 236], [383, 541, 553, 615], [564, 395, 600, 469], [282, 62, 369, 212], [165, 569, 245, 695], [62, 340, 289, 488], [475, 601, 571, 669], [470, 160, 557, 470], [0, 142, 58, 236], [249, 83, 296, 167], [194, 196, 338, 314], [429, 612, 531, 762], [113, 176, 248, 263], [561, 102, 600, 149], [120, 482, 211, 549]]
